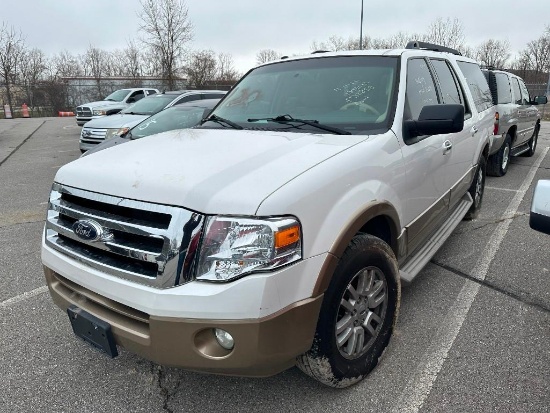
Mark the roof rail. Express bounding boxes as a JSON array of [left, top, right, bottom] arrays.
[[405, 41, 461, 56], [312, 50, 330, 54]]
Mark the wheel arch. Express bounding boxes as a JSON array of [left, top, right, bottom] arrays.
[[312, 201, 401, 296]]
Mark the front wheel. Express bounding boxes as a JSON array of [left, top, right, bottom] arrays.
[[464, 155, 486, 220], [296, 234, 400, 388]]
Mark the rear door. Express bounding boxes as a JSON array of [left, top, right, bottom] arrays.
[[510, 77, 529, 145]]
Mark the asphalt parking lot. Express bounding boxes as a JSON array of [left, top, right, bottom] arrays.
[[1, 117, 549, 413]]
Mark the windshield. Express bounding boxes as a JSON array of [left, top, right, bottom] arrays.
[[206, 56, 398, 134], [104, 89, 131, 102], [120, 95, 176, 115], [131, 106, 207, 139]]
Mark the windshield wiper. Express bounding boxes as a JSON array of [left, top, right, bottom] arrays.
[[247, 115, 351, 135], [122, 111, 148, 115], [202, 114, 243, 130]]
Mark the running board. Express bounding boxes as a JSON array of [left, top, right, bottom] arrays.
[[399, 192, 473, 284], [511, 143, 529, 157]]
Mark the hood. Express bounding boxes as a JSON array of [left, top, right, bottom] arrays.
[[77, 101, 126, 110], [82, 114, 149, 129], [81, 136, 129, 157], [56, 128, 366, 215]]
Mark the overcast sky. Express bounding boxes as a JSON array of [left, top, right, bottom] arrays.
[[3, 0, 549, 73]]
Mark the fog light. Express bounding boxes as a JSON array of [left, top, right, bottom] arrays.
[[214, 328, 234, 350]]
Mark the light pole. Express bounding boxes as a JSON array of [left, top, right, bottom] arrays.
[[359, 0, 364, 50]]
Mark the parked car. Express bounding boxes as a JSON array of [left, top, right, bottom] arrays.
[[75, 88, 159, 126], [530, 180, 550, 235], [81, 99, 221, 156], [43, 41, 494, 388], [79, 90, 226, 152], [483, 69, 547, 176]]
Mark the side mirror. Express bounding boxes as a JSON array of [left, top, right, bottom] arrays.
[[532, 95, 548, 105], [404, 104, 465, 139], [127, 97, 136, 103], [530, 180, 550, 235]]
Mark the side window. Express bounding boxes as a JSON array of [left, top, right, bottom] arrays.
[[405, 58, 439, 120], [204, 93, 225, 100], [456, 61, 493, 112], [129, 91, 145, 102], [430, 59, 462, 105], [147, 89, 157, 96], [518, 79, 530, 105], [174, 95, 201, 105], [494, 73, 512, 104], [511, 78, 522, 105]]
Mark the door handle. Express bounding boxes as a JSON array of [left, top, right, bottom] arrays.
[[471, 126, 478, 136], [443, 140, 452, 154]]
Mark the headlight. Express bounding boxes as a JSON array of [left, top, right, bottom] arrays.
[[93, 109, 106, 116], [196, 216, 301, 282], [104, 127, 129, 140]]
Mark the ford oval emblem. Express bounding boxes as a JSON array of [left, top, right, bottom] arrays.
[[72, 219, 103, 242]]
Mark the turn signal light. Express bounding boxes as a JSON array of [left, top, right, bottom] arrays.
[[275, 226, 300, 248]]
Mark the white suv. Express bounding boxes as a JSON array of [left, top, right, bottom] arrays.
[[42, 42, 494, 387]]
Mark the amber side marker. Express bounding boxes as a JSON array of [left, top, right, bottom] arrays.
[[275, 226, 300, 248]]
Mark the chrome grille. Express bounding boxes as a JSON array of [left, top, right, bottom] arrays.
[[80, 127, 107, 145], [45, 183, 205, 289], [76, 106, 92, 117]]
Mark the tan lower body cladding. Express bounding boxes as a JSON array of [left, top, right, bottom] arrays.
[[44, 266, 323, 377]]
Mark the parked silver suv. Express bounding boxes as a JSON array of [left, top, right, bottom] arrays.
[[483, 69, 547, 176]]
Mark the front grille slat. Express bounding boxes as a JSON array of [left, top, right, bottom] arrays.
[[47, 216, 163, 264], [45, 183, 205, 289]]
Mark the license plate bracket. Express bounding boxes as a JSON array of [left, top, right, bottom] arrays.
[[67, 305, 118, 358]]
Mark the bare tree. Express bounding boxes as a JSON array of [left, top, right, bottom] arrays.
[[138, 0, 193, 89], [19, 48, 47, 111], [49, 50, 81, 79], [256, 49, 281, 65], [81, 45, 109, 97], [475, 39, 511, 69], [216, 53, 239, 82], [423, 17, 465, 50], [185, 49, 217, 88], [0, 22, 26, 111]]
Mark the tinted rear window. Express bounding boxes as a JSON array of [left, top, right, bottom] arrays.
[[457, 62, 493, 112], [495, 73, 512, 104]]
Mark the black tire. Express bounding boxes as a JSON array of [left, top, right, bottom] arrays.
[[296, 234, 400, 388], [487, 135, 511, 177], [464, 155, 486, 220], [523, 124, 539, 157]]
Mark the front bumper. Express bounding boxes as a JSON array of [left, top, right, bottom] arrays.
[[44, 267, 323, 376]]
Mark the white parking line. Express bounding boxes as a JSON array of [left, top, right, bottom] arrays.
[[0, 286, 49, 310], [485, 186, 520, 193], [395, 147, 549, 413]]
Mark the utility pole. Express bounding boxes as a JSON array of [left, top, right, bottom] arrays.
[[359, 0, 364, 50]]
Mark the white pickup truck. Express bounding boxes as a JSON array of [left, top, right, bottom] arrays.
[[75, 88, 159, 126], [43, 42, 494, 387]]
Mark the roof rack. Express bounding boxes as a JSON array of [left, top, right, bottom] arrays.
[[311, 50, 330, 54], [405, 41, 461, 56]]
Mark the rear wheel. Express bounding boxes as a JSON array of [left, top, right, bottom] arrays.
[[523, 124, 539, 157], [296, 234, 400, 388], [487, 135, 511, 177], [464, 155, 486, 220]]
